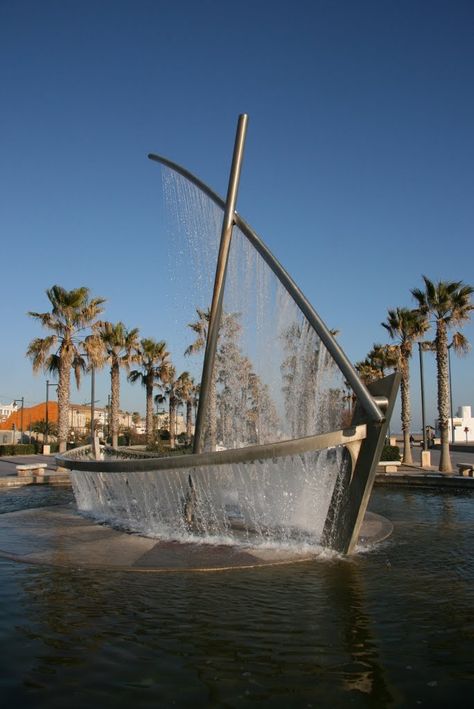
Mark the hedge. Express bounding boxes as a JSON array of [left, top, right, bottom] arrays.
[[380, 444, 401, 461], [0, 443, 38, 456], [0, 442, 63, 456]]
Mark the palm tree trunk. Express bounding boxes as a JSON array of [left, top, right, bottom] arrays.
[[169, 396, 176, 449], [400, 355, 413, 464], [207, 373, 217, 450], [145, 373, 154, 446], [111, 360, 120, 448], [57, 351, 72, 453], [186, 400, 192, 445], [436, 322, 452, 472]]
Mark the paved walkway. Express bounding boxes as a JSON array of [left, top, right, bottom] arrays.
[[0, 453, 70, 488], [375, 445, 474, 488], [405, 445, 474, 471], [0, 453, 57, 478]]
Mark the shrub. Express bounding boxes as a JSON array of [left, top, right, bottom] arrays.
[[145, 439, 166, 455], [169, 445, 193, 456], [123, 432, 147, 446], [0, 443, 37, 456], [380, 444, 401, 461]]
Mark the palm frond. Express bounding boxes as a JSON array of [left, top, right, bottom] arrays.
[[72, 353, 87, 388], [46, 353, 60, 374], [26, 336, 57, 372], [128, 370, 146, 387], [451, 331, 471, 356]]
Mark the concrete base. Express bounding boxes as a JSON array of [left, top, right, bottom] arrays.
[[421, 450, 432, 468], [0, 470, 70, 488], [0, 506, 392, 572], [375, 472, 474, 488], [378, 461, 401, 473]]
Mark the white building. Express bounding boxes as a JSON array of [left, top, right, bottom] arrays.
[[0, 401, 18, 423], [448, 405, 474, 443], [68, 406, 146, 437]]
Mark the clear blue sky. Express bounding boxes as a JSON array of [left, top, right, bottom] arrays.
[[1, 0, 473, 430]]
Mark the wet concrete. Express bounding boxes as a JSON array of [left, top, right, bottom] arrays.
[[0, 506, 391, 572]]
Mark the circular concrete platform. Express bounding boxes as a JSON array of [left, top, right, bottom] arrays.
[[0, 505, 392, 572]]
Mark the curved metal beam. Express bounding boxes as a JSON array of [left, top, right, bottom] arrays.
[[148, 153, 384, 423], [56, 424, 367, 473]]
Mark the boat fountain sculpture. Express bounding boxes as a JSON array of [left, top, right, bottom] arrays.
[[57, 114, 400, 555]]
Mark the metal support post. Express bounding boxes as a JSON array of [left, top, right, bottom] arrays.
[[193, 113, 248, 453]]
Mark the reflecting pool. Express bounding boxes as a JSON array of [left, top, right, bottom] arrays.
[[1, 485, 473, 707]]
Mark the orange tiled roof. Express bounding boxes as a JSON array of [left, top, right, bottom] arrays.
[[0, 402, 59, 430]]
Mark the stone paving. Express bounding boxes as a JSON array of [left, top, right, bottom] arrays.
[[376, 444, 474, 488], [0, 454, 70, 487]]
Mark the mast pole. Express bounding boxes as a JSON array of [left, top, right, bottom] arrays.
[[193, 114, 248, 453]]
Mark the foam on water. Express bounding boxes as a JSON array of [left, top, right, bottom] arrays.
[[71, 446, 350, 550]]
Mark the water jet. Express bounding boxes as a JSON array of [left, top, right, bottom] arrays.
[[57, 115, 399, 555]]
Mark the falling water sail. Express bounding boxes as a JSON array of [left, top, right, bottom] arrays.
[[58, 115, 399, 554]]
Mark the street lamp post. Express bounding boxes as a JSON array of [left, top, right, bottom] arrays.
[[13, 397, 24, 444], [45, 380, 58, 445], [418, 341, 438, 469], [107, 394, 111, 443], [82, 360, 100, 456], [91, 365, 96, 449], [448, 342, 455, 445], [418, 343, 428, 452]]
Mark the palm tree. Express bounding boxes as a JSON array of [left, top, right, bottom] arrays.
[[382, 308, 429, 464], [281, 323, 339, 438], [185, 308, 243, 450], [94, 322, 140, 448], [184, 307, 209, 357], [128, 338, 170, 445], [31, 419, 58, 439], [185, 308, 215, 447], [355, 344, 398, 386], [175, 371, 196, 446], [27, 285, 105, 452], [412, 276, 473, 472], [355, 359, 383, 386], [368, 343, 399, 376], [156, 368, 197, 449], [155, 365, 178, 449]]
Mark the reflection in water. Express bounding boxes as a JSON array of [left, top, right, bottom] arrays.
[[323, 561, 395, 703], [1, 486, 474, 707]]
